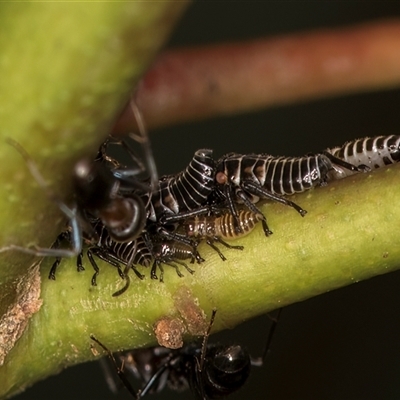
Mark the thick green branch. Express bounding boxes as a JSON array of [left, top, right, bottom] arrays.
[[0, 2, 189, 398], [1, 164, 399, 397]]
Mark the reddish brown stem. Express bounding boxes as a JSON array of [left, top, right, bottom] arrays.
[[113, 19, 400, 133]]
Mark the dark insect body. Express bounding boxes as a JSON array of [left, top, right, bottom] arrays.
[[81, 222, 151, 287], [77, 209, 264, 295], [0, 103, 159, 289], [77, 209, 263, 295], [149, 237, 204, 282], [86, 146, 216, 250], [143, 149, 216, 248], [91, 309, 281, 399], [48, 131, 156, 284], [62, 213, 204, 296], [72, 102, 158, 245], [73, 156, 147, 243], [183, 210, 263, 260], [145, 149, 215, 222], [47, 147, 216, 291], [79, 147, 217, 290], [215, 152, 364, 236], [324, 135, 400, 181], [92, 231, 204, 297]]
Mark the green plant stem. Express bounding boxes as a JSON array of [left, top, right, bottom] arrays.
[[0, 2, 189, 397], [1, 163, 400, 397], [0, 2, 188, 278]]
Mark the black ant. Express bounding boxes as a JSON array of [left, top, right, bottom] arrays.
[[0, 101, 158, 287], [90, 309, 281, 399]]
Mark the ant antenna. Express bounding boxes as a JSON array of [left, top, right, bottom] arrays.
[[129, 99, 159, 193], [0, 139, 81, 258], [199, 309, 217, 372]]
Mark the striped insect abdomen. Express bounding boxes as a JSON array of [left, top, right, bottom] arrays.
[[325, 135, 400, 180]]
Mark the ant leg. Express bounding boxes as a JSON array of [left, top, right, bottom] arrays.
[[86, 250, 100, 286], [251, 308, 282, 367], [130, 100, 159, 193], [198, 309, 217, 372], [90, 335, 138, 397]]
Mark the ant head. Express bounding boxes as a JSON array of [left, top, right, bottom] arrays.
[[73, 158, 117, 211], [203, 344, 251, 397]]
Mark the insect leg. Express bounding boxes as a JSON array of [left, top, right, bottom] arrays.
[[90, 335, 138, 398], [205, 239, 227, 261], [251, 308, 282, 367], [322, 151, 371, 173], [212, 236, 244, 251], [130, 100, 159, 193], [220, 184, 244, 234], [136, 363, 171, 399], [48, 230, 84, 280], [241, 180, 307, 216], [234, 188, 272, 236], [198, 309, 217, 372], [159, 205, 212, 225]]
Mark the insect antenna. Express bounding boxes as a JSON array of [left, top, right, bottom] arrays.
[[130, 100, 159, 194], [198, 309, 217, 372], [0, 138, 81, 258]]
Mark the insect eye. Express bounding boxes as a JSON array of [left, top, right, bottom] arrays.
[[215, 171, 228, 184]]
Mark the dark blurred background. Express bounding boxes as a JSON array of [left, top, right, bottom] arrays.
[[16, 2, 400, 400]]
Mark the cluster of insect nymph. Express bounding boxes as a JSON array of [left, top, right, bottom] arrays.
[[3, 99, 400, 398]]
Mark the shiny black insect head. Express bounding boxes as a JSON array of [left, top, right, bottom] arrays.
[[73, 158, 118, 212]]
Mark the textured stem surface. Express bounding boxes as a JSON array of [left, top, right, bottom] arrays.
[[0, 2, 189, 397], [2, 163, 399, 397]]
